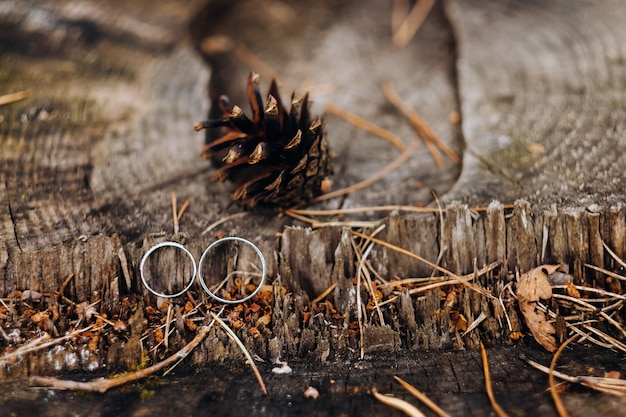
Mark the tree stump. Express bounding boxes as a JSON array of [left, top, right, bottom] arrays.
[[1, 0, 626, 415]]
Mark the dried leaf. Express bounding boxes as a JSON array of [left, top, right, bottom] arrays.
[[230, 319, 245, 329], [185, 319, 197, 332], [448, 311, 468, 333], [256, 313, 271, 327], [566, 281, 580, 298], [517, 265, 556, 303], [248, 327, 261, 339], [445, 291, 458, 309], [154, 327, 164, 344], [183, 301, 194, 314], [517, 266, 557, 352], [30, 311, 49, 324], [87, 335, 100, 353]]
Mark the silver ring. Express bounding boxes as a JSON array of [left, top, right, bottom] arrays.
[[198, 237, 266, 304], [140, 241, 197, 298]]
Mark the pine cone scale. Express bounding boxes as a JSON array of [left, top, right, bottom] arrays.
[[196, 73, 333, 208]]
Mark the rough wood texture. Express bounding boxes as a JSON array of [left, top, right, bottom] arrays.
[[443, 0, 626, 207], [3, 346, 626, 417], [1, 1, 626, 408]]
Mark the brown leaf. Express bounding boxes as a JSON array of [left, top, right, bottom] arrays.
[[256, 313, 271, 327], [30, 311, 49, 324], [517, 265, 556, 303], [185, 319, 197, 332], [519, 301, 556, 351], [448, 310, 467, 332], [517, 266, 557, 352], [154, 327, 164, 344]]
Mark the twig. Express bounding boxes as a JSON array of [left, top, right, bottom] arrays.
[[211, 312, 267, 395], [549, 336, 578, 417], [30, 319, 216, 392], [584, 263, 626, 281], [392, 0, 436, 48], [1, 326, 97, 366], [394, 376, 453, 417], [0, 90, 30, 106], [372, 389, 426, 417], [602, 241, 626, 270], [480, 342, 509, 417], [525, 357, 626, 396]]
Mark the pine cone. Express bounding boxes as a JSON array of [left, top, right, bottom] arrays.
[[195, 73, 333, 208]]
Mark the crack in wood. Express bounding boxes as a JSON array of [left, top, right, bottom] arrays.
[[4, 180, 21, 252]]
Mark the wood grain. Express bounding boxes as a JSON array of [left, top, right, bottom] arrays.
[[0, 0, 625, 384], [443, 0, 626, 207]]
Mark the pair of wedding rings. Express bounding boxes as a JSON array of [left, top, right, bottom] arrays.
[[139, 237, 266, 304]]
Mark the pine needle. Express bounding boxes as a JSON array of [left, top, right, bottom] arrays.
[[480, 342, 510, 417], [525, 357, 626, 396], [372, 389, 426, 417], [326, 102, 407, 151], [392, 0, 436, 49], [549, 336, 578, 417], [201, 212, 248, 235], [211, 312, 267, 395], [311, 283, 337, 305], [382, 80, 461, 165], [351, 230, 497, 301], [0, 90, 30, 106], [313, 135, 420, 202], [393, 376, 453, 417]]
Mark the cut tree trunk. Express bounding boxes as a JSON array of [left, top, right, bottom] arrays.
[[1, 0, 626, 415]]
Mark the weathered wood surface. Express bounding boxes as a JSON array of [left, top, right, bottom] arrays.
[[1, 1, 626, 414], [3, 346, 626, 417], [1, 0, 462, 320], [2, 0, 622, 309], [443, 0, 626, 208]]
